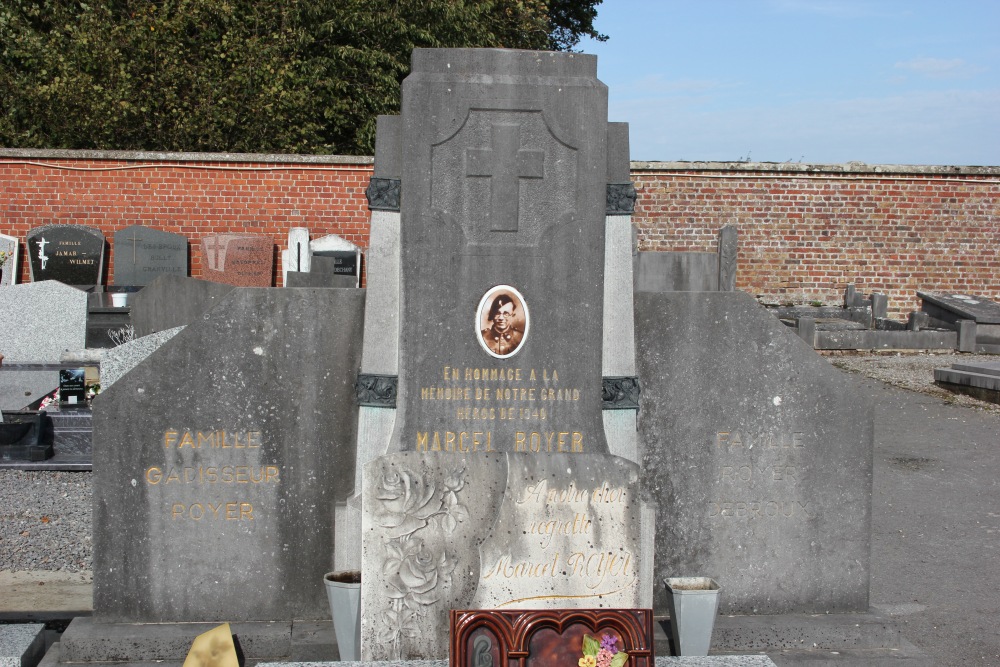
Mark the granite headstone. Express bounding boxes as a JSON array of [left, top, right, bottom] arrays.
[[113, 226, 188, 286], [0, 281, 88, 363], [634, 290, 872, 615], [200, 234, 274, 287], [0, 233, 17, 286], [309, 234, 362, 288], [26, 225, 106, 286], [918, 291, 1000, 325], [92, 287, 365, 622]]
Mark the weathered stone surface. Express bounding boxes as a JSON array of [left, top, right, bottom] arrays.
[[113, 226, 188, 286], [92, 287, 365, 622], [361, 452, 644, 661], [0, 371, 59, 411], [26, 225, 105, 285], [281, 228, 311, 286], [392, 48, 611, 455], [919, 291, 1000, 325], [0, 281, 88, 363], [0, 233, 17, 286], [635, 291, 872, 615], [200, 234, 274, 287], [633, 252, 719, 292], [130, 275, 235, 337]]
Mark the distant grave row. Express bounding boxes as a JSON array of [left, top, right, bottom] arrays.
[[0, 226, 360, 289]]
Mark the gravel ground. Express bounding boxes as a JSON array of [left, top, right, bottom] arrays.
[[0, 470, 92, 572], [0, 351, 995, 574]]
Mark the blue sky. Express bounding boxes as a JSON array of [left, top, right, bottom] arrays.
[[577, 0, 999, 166]]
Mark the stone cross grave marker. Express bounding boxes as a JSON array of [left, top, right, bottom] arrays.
[[200, 234, 274, 287], [26, 225, 105, 286], [113, 225, 188, 286], [356, 48, 651, 662]]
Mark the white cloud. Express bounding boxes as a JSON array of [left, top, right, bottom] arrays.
[[894, 57, 983, 80]]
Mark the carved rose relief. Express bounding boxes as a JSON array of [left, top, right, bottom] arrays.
[[374, 465, 467, 658]]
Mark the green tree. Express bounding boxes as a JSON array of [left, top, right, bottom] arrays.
[[0, 0, 605, 154]]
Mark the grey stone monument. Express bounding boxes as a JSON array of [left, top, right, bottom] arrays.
[[350, 48, 652, 662], [129, 275, 236, 337], [280, 227, 311, 286], [634, 291, 873, 614], [0, 281, 88, 363], [112, 225, 188, 286], [91, 287, 365, 622], [0, 233, 17, 286], [26, 225, 106, 286]]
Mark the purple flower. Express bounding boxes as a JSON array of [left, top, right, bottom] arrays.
[[599, 633, 618, 652]]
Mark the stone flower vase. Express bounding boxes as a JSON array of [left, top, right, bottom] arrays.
[[324, 570, 361, 661], [664, 577, 721, 656]]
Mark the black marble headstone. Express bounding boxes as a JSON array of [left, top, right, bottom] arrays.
[[113, 225, 188, 286], [26, 225, 106, 286]]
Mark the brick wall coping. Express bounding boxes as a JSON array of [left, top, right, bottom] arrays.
[[3, 149, 997, 177], [0, 147, 373, 167], [630, 160, 1000, 177]]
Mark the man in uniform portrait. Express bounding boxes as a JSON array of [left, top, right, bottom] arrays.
[[480, 293, 524, 356]]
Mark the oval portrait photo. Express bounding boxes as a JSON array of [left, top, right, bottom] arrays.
[[476, 285, 529, 359]]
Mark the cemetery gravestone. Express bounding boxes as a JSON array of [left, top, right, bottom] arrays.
[[634, 291, 873, 614], [0, 281, 88, 363], [280, 228, 310, 286], [356, 48, 652, 662], [26, 225, 106, 286], [200, 234, 274, 287], [92, 287, 365, 622], [0, 233, 17, 286], [113, 226, 188, 286]]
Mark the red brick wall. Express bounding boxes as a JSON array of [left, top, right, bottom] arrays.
[[633, 163, 1000, 319], [2, 151, 998, 320], [0, 151, 372, 287]]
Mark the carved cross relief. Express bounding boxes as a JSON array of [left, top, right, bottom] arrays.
[[465, 123, 544, 233]]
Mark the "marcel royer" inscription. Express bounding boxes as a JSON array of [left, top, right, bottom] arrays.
[[144, 429, 274, 521], [711, 430, 811, 520], [480, 476, 636, 606]]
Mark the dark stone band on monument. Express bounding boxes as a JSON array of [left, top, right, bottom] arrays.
[[606, 182, 637, 215], [602, 376, 641, 409], [365, 178, 401, 212], [355, 373, 398, 407]]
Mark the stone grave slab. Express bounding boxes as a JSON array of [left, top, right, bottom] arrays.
[[918, 291, 1000, 325], [0, 233, 17, 286], [26, 225, 106, 285], [450, 608, 654, 667], [130, 275, 235, 337], [635, 290, 873, 615], [0, 281, 88, 363], [92, 287, 365, 622], [0, 370, 59, 411], [361, 452, 645, 661], [200, 234, 274, 287], [113, 225, 188, 286], [934, 361, 1000, 404]]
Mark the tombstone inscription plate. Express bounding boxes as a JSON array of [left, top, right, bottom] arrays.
[[27, 225, 106, 285], [113, 226, 188, 286], [200, 234, 274, 287]]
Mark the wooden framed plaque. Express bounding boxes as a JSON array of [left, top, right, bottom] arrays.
[[450, 608, 654, 667]]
